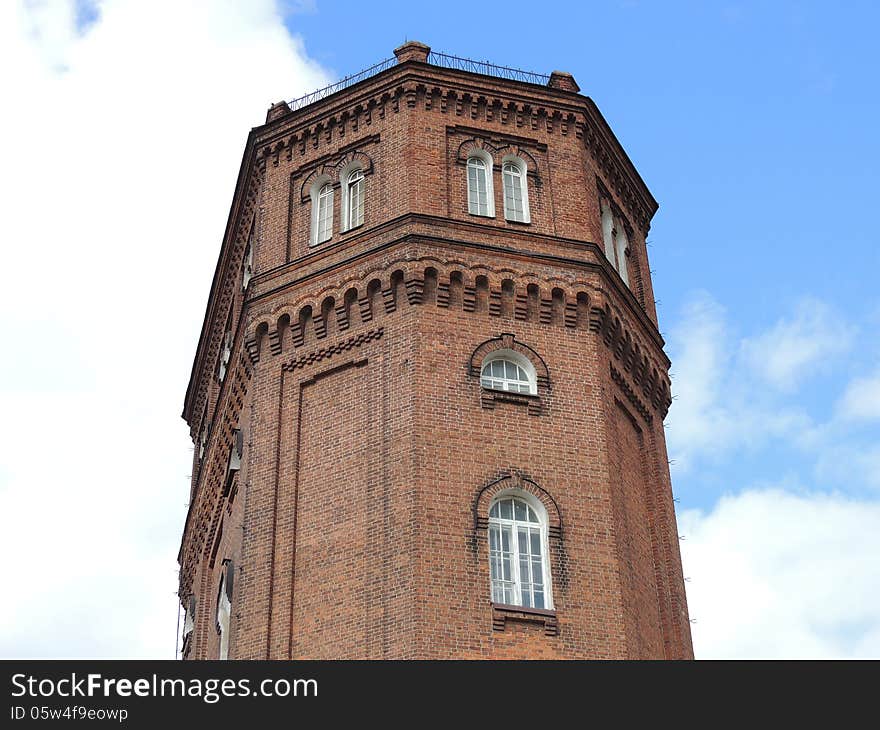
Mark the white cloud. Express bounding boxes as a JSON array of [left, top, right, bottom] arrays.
[[739, 298, 854, 391], [0, 0, 330, 658], [665, 292, 811, 472], [836, 370, 880, 423], [680, 488, 880, 659]]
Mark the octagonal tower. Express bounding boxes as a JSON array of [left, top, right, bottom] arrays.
[[178, 42, 693, 660]]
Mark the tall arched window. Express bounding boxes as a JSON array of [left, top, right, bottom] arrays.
[[615, 226, 629, 286], [480, 350, 537, 395], [489, 494, 552, 609], [467, 154, 494, 217], [311, 182, 334, 245], [502, 159, 530, 223], [600, 199, 630, 287], [216, 572, 231, 660], [342, 168, 365, 231]]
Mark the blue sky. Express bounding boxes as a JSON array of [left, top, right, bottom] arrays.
[[0, 1, 877, 659]]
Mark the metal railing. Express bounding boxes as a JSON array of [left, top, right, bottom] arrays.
[[427, 51, 550, 86], [286, 50, 550, 112], [287, 56, 396, 111]]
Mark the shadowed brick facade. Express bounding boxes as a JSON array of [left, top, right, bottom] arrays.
[[178, 42, 693, 660]]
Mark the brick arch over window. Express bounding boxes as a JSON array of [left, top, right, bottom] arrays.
[[495, 145, 539, 177], [300, 150, 375, 203], [474, 472, 562, 539], [468, 333, 549, 388], [330, 149, 374, 177], [456, 137, 499, 164], [300, 165, 339, 202], [468, 333, 550, 415]]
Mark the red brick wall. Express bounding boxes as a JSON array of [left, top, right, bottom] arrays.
[[178, 56, 692, 660]]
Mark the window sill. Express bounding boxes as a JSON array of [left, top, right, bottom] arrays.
[[480, 387, 542, 416], [340, 223, 364, 236], [504, 217, 531, 225], [491, 602, 558, 636]]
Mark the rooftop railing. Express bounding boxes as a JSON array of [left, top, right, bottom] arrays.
[[286, 49, 550, 112]]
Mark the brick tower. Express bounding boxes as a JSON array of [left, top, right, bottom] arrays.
[[178, 42, 693, 660]]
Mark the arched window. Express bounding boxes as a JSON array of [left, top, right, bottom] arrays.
[[502, 159, 530, 223], [216, 560, 234, 660], [615, 226, 629, 286], [342, 168, 365, 231], [480, 350, 537, 395], [600, 199, 630, 287], [467, 154, 494, 217], [311, 182, 334, 246], [489, 494, 552, 609]]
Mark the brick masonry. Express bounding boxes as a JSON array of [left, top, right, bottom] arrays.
[[178, 43, 693, 660]]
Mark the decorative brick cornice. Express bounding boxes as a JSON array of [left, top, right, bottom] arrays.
[[252, 63, 654, 229], [610, 364, 652, 426], [592, 302, 671, 419], [179, 346, 252, 597], [282, 328, 383, 371], [242, 254, 670, 417], [184, 162, 263, 434]]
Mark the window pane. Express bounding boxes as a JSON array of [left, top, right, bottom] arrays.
[[527, 505, 538, 522], [518, 527, 529, 555], [531, 558, 543, 585], [514, 499, 527, 521], [489, 502, 499, 519], [499, 499, 513, 520], [519, 554, 530, 582], [501, 555, 511, 581], [500, 524, 511, 550], [530, 531, 542, 556], [533, 591, 544, 609]]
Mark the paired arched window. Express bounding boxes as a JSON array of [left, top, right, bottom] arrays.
[[310, 167, 368, 245], [480, 350, 537, 395], [466, 151, 531, 223], [489, 494, 551, 609], [502, 159, 530, 223]]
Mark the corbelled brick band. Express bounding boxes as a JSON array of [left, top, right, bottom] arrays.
[[178, 43, 692, 660]]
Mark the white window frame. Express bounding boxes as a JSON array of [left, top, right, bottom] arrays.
[[242, 241, 253, 291], [466, 152, 495, 217], [615, 226, 629, 287], [310, 179, 334, 246], [501, 156, 530, 223], [217, 330, 232, 383], [488, 491, 553, 610], [480, 349, 537, 395], [601, 201, 615, 263], [216, 574, 231, 660], [341, 166, 365, 232], [600, 201, 630, 288]]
